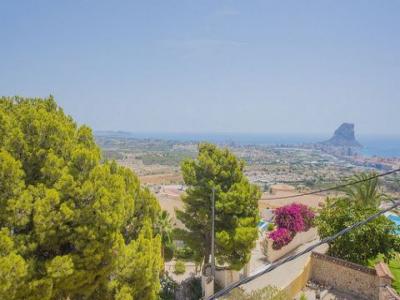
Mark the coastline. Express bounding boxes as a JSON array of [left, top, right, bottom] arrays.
[[95, 131, 400, 158]]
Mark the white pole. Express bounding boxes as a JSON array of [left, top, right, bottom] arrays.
[[211, 188, 215, 279]]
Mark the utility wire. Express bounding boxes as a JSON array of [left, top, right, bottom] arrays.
[[264, 168, 400, 201], [208, 200, 400, 299], [206, 168, 400, 298], [267, 178, 342, 185]]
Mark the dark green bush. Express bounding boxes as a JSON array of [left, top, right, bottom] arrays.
[[160, 274, 178, 300], [180, 277, 202, 300], [164, 243, 175, 261]]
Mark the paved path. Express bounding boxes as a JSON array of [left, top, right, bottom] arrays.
[[165, 260, 198, 283], [242, 239, 328, 293]]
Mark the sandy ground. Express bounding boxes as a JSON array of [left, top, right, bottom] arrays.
[[140, 173, 182, 185], [155, 184, 329, 220], [259, 191, 326, 210], [259, 184, 334, 210], [155, 184, 331, 229], [156, 185, 185, 228]]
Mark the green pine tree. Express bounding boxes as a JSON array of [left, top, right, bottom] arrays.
[[176, 143, 260, 271], [0, 96, 162, 300]]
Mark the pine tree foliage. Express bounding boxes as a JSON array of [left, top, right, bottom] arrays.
[[0, 96, 162, 300], [176, 143, 260, 271]]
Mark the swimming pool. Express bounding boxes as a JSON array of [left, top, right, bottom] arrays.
[[387, 213, 400, 234], [258, 221, 268, 231]]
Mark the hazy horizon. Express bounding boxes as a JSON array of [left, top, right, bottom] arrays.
[[1, 1, 400, 135], [94, 129, 400, 157], [94, 129, 400, 138]]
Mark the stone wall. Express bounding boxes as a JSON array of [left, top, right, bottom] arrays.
[[310, 252, 379, 300], [266, 228, 317, 262], [238, 251, 398, 300]]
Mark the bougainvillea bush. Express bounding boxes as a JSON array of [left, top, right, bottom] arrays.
[[275, 203, 315, 232], [299, 204, 315, 231], [268, 228, 294, 250], [268, 203, 315, 250]]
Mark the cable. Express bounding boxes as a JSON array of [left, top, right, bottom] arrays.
[[266, 178, 342, 185], [208, 200, 400, 299], [207, 168, 400, 298], [263, 168, 400, 201]]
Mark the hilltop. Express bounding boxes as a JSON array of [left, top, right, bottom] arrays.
[[322, 123, 362, 147]]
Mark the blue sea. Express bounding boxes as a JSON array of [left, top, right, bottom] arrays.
[[98, 131, 400, 158], [358, 136, 400, 158]]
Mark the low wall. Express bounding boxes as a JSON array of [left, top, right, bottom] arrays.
[[266, 228, 317, 262], [239, 250, 397, 300], [310, 252, 378, 300], [380, 286, 400, 300], [201, 275, 214, 299], [283, 256, 312, 298], [215, 268, 240, 289]]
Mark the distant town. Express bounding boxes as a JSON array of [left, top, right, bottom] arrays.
[[94, 124, 400, 299], [96, 123, 400, 198]]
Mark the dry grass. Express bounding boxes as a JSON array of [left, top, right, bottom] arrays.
[[259, 185, 327, 209], [140, 173, 182, 185]]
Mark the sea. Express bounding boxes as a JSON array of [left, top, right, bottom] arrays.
[[98, 131, 400, 158]]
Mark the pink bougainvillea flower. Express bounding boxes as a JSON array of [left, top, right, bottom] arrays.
[[268, 203, 315, 249], [274, 203, 314, 233], [268, 227, 294, 250]]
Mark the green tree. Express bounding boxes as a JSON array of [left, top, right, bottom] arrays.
[[0, 96, 162, 299], [176, 143, 260, 271], [341, 172, 387, 207], [109, 221, 162, 300], [316, 197, 400, 265]]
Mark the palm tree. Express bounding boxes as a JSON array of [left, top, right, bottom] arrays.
[[156, 210, 174, 259], [341, 172, 387, 207]]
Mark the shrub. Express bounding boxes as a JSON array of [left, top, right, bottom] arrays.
[[316, 197, 400, 265], [300, 205, 315, 231], [160, 274, 178, 300], [274, 203, 314, 233], [268, 203, 315, 250], [174, 260, 186, 274], [268, 228, 294, 250], [164, 243, 175, 261], [300, 293, 308, 300], [267, 223, 275, 231], [180, 276, 202, 300], [175, 246, 194, 260]]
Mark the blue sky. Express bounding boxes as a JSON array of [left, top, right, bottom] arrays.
[[1, 1, 399, 135]]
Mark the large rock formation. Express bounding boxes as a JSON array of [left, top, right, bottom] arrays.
[[323, 123, 362, 147]]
